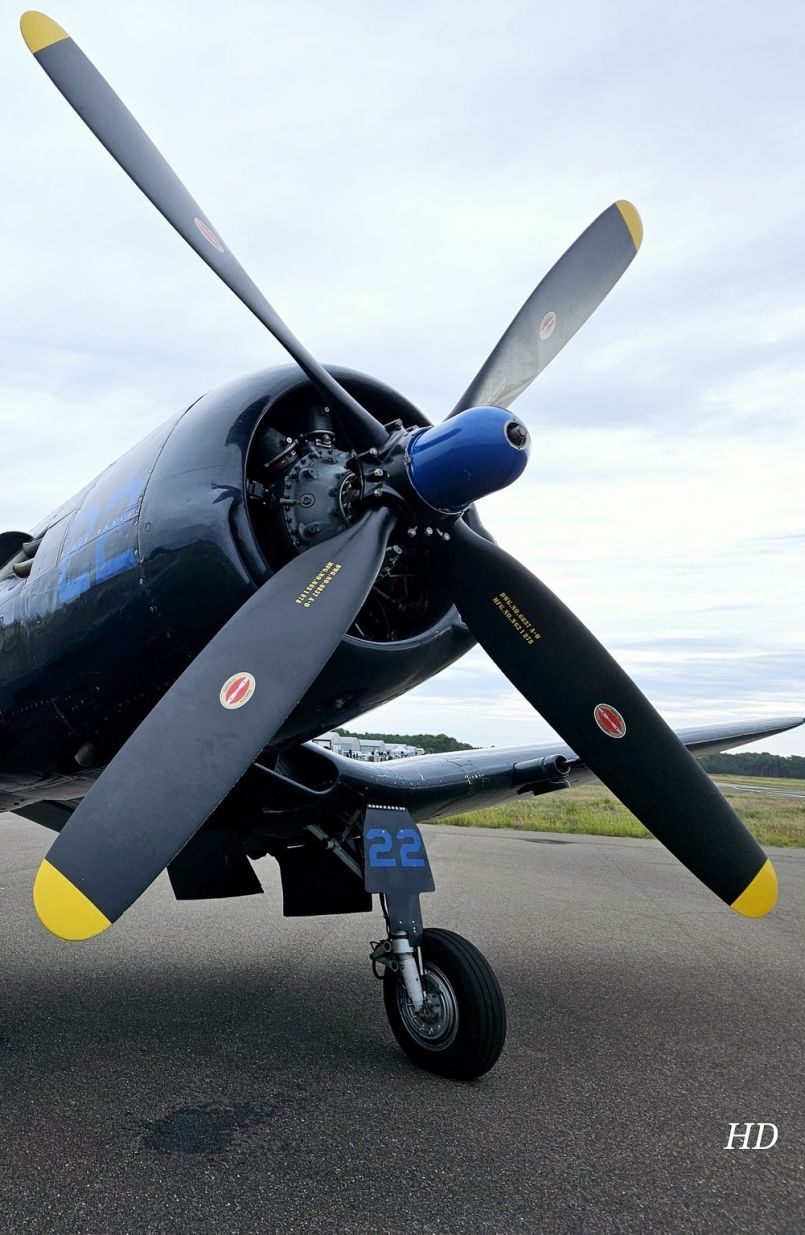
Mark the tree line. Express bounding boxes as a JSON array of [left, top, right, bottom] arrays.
[[698, 751, 805, 779], [335, 728, 474, 754]]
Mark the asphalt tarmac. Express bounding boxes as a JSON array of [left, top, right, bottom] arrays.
[[1, 814, 803, 1235]]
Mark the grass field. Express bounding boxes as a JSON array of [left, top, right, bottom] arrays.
[[430, 776, 805, 848]]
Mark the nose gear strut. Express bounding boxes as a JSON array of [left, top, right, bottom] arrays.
[[361, 805, 506, 1078]]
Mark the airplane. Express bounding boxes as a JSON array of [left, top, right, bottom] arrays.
[[4, 11, 802, 1080]]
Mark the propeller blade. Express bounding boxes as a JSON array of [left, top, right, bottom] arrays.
[[436, 521, 777, 917], [33, 509, 395, 940], [19, 11, 386, 449], [450, 201, 642, 416]]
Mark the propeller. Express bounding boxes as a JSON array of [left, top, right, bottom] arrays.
[[449, 200, 642, 415], [19, 12, 387, 450], [21, 10, 776, 935], [34, 511, 394, 938], [433, 522, 776, 917]]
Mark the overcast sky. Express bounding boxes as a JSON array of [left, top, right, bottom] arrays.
[[1, 1, 803, 754]]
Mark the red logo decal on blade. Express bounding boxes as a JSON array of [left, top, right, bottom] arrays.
[[539, 311, 556, 341], [194, 217, 225, 253], [594, 703, 626, 739], [220, 672, 256, 709]]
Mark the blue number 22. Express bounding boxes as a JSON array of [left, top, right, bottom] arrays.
[[367, 826, 426, 869]]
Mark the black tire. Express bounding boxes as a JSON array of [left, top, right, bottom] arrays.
[[383, 927, 506, 1080]]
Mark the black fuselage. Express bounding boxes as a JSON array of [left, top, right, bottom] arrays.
[[0, 366, 474, 811]]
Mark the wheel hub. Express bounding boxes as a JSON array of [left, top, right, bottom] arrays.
[[397, 963, 459, 1049]]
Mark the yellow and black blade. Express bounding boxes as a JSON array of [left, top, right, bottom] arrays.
[[19, 11, 386, 450], [436, 521, 777, 918], [450, 200, 642, 416], [33, 510, 395, 940]]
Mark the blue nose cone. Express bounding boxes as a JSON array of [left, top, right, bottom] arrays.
[[405, 406, 530, 513]]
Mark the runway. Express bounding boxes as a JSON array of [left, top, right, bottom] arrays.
[[1, 814, 803, 1235], [716, 781, 805, 799]]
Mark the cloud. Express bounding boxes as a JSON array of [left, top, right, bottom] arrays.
[[1, 0, 802, 754]]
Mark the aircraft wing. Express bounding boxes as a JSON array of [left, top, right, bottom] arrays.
[[11, 714, 804, 834], [10, 713, 801, 915], [329, 714, 805, 820]]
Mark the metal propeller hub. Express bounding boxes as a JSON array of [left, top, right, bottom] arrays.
[[361, 405, 533, 531], [505, 420, 529, 448]]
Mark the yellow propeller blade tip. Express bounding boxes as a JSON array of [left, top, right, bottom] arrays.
[[615, 200, 643, 251], [730, 858, 778, 919], [33, 859, 111, 940], [20, 11, 68, 54]]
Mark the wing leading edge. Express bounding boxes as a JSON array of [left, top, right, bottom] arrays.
[[8, 714, 801, 922], [11, 714, 804, 832], [331, 714, 805, 819]]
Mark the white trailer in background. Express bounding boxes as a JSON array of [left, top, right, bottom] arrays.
[[315, 733, 425, 760]]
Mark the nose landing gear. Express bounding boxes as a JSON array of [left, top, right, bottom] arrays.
[[381, 927, 506, 1080], [363, 807, 506, 1080]]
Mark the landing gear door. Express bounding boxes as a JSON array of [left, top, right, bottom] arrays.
[[362, 806, 435, 895], [362, 805, 435, 942]]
